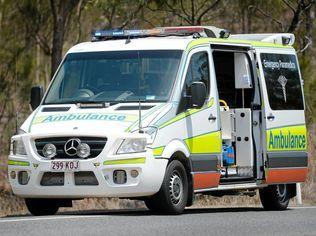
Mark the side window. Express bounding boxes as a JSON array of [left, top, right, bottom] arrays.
[[261, 53, 304, 110], [184, 51, 210, 96]]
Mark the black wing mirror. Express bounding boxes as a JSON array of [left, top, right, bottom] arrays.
[[190, 81, 206, 108], [30, 86, 44, 111]]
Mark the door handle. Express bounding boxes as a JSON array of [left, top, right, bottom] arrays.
[[267, 113, 275, 120], [208, 114, 217, 121]]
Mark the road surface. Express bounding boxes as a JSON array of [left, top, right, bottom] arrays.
[[0, 206, 315, 236]]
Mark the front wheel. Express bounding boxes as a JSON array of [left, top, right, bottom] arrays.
[[25, 198, 60, 216], [145, 160, 188, 214], [259, 184, 290, 211]]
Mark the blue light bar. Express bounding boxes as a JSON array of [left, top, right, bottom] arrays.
[[94, 30, 125, 37], [92, 29, 162, 41], [91, 26, 229, 41]]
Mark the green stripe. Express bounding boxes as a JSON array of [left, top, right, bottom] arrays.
[[103, 157, 146, 165], [125, 104, 165, 132], [184, 130, 222, 154], [159, 98, 214, 129], [266, 123, 306, 130], [152, 146, 165, 156], [8, 160, 30, 166]]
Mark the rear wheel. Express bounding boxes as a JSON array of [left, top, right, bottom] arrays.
[[259, 184, 290, 210], [25, 198, 60, 216], [144, 160, 188, 214]]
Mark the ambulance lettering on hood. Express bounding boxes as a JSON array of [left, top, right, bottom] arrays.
[[32, 113, 138, 125]]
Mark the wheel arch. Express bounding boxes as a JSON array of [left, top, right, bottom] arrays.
[[168, 151, 194, 207], [160, 139, 194, 206]]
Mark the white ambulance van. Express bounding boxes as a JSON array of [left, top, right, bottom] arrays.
[[8, 26, 308, 215]]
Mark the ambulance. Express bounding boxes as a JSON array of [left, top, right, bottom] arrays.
[[8, 26, 308, 215]]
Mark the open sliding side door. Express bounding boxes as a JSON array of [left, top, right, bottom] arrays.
[[210, 43, 264, 181]]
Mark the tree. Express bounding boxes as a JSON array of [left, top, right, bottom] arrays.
[[152, 0, 223, 26], [50, 0, 81, 77], [94, 0, 148, 29], [18, 0, 81, 78]]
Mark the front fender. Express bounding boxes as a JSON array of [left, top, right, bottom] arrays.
[[161, 139, 190, 159]]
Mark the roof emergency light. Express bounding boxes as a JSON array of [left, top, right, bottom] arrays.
[[92, 26, 230, 41]]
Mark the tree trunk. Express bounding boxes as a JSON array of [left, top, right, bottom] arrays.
[[51, 16, 65, 78], [50, 0, 79, 79]]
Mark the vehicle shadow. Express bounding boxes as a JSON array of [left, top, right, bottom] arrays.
[[60, 206, 266, 216], [4, 206, 293, 218], [59, 205, 296, 216]]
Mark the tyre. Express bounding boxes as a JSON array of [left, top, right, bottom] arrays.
[[25, 198, 60, 216], [145, 160, 188, 214], [259, 184, 290, 211], [144, 198, 162, 213]]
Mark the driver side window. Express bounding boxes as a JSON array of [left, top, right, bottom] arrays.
[[178, 51, 210, 113], [184, 51, 210, 96]]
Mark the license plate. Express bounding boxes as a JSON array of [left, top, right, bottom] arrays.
[[50, 161, 80, 172]]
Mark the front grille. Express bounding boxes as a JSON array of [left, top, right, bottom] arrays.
[[35, 137, 107, 159]]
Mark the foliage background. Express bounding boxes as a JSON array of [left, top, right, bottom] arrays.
[[0, 0, 315, 216]]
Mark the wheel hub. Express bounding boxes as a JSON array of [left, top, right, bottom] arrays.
[[169, 171, 183, 205], [277, 184, 287, 202]]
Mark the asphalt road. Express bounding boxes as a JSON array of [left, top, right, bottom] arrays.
[[1, 206, 316, 236]]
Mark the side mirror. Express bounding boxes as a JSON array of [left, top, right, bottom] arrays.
[[190, 81, 206, 108], [30, 86, 44, 110]]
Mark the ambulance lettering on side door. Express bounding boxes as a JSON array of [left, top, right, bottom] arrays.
[[8, 26, 307, 215]]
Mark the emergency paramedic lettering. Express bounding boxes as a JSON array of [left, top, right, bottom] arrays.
[[263, 60, 296, 70]]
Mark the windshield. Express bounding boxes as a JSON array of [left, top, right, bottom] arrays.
[[44, 50, 183, 104]]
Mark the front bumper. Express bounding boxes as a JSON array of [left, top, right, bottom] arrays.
[[8, 154, 167, 198], [8, 132, 168, 198]]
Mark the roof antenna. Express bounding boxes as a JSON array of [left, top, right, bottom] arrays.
[[138, 99, 143, 133], [125, 34, 131, 44], [137, 51, 143, 133]]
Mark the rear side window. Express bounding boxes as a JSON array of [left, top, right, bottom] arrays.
[[261, 53, 304, 110]]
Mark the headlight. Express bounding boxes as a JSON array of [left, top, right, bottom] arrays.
[[133, 126, 158, 144], [117, 138, 146, 154], [11, 138, 27, 156]]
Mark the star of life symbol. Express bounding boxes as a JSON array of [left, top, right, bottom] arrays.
[[277, 75, 287, 102]]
